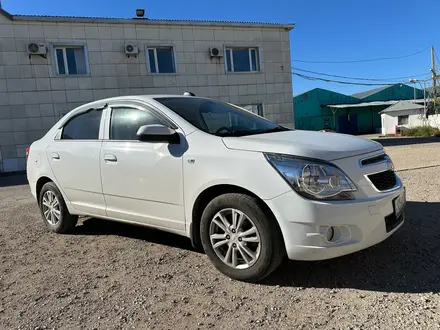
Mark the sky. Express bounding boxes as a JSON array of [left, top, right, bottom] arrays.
[[3, 0, 440, 96]]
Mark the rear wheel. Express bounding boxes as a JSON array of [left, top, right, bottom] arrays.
[[39, 182, 78, 234], [200, 193, 284, 282]]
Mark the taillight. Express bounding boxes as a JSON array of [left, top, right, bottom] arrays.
[[26, 147, 30, 161]]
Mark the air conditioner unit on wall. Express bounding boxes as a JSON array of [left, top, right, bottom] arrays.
[[125, 44, 139, 57], [27, 42, 47, 58], [209, 47, 223, 58]]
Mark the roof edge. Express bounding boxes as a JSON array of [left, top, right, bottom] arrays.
[[0, 8, 13, 20], [8, 13, 294, 29]]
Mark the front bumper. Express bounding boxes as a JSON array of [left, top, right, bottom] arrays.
[[265, 186, 405, 261]]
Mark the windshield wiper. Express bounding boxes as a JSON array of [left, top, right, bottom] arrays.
[[217, 126, 290, 137], [217, 129, 260, 137], [261, 126, 291, 133], [247, 126, 291, 135]]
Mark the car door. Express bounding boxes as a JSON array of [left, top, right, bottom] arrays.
[[46, 107, 107, 216], [100, 102, 186, 232]]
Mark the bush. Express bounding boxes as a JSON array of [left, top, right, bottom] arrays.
[[401, 126, 440, 137]]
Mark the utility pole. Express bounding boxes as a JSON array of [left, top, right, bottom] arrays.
[[431, 46, 437, 113]]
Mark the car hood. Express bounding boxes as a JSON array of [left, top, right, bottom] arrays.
[[222, 130, 382, 161]]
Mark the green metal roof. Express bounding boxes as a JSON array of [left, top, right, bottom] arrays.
[[351, 86, 391, 99]]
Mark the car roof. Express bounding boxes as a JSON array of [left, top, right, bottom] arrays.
[[94, 94, 205, 103], [69, 94, 209, 114]]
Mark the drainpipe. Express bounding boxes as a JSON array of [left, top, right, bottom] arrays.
[[330, 107, 338, 131]]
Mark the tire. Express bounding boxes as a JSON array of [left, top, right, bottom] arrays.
[[38, 182, 78, 234], [200, 193, 285, 282]]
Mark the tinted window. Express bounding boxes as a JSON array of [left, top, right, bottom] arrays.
[[156, 97, 288, 137], [61, 109, 102, 140], [232, 49, 251, 72], [110, 108, 163, 140]]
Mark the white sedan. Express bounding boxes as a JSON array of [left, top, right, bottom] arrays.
[[26, 95, 406, 282]]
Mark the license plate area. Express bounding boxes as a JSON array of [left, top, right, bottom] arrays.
[[393, 191, 406, 219], [385, 191, 406, 233]]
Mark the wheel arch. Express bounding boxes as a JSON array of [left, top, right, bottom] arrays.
[[36, 176, 54, 204], [190, 184, 284, 251]]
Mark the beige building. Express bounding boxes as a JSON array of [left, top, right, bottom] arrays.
[[0, 7, 294, 173]]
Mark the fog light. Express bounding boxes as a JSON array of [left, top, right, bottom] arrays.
[[325, 226, 335, 242]]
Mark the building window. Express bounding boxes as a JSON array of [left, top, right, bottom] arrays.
[[398, 115, 409, 125], [225, 47, 260, 72], [146, 46, 176, 73], [240, 104, 263, 116], [54, 46, 88, 75]]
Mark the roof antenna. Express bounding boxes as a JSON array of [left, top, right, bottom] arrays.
[[168, 78, 195, 96]]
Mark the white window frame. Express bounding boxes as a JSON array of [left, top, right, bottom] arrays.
[[51, 43, 90, 76], [145, 45, 177, 75], [240, 103, 264, 116], [225, 46, 261, 73]]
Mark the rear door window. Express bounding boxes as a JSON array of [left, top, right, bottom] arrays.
[[61, 109, 102, 140]]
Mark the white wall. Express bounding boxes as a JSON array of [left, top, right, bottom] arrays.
[[381, 110, 440, 135], [382, 113, 397, 135], [427, 114, 440, 128]]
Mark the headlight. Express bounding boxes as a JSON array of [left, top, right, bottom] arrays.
[[265, 154, 357, 200]]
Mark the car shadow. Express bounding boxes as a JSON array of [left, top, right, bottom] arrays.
[[262, 201, 440, 293], [73, 217, 200, 253], [374, 136, 440, 147]]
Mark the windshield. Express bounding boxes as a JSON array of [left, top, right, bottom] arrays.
[[155, 97, 290, 137]]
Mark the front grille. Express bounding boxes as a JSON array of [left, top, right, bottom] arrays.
[[385, 212, 404, 232], [368, 170, 397, 191], [361, 154, 387, 166]]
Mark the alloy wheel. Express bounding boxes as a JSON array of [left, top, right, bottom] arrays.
[[209, 208, 261, 269], [41, 191, 61, 226]]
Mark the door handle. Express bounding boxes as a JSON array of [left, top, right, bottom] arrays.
[[51, 152, 60, 160], [104, 154, 117, 162]]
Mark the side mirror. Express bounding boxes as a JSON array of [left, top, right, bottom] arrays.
[[136, 124, 180, 144]]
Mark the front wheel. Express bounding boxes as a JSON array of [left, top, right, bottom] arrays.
[[200, 193, 285, 282]]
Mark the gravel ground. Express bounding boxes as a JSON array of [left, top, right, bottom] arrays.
[[382, 139, 440, 171], [1, 142, 440, 330]]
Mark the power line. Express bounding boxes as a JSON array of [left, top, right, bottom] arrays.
[[292, 67, 430, 82], [292, 72, 405, 86], [291, 47, 430, 64]]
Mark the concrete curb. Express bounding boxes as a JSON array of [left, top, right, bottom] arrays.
[[396, 164, 440, 172]]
